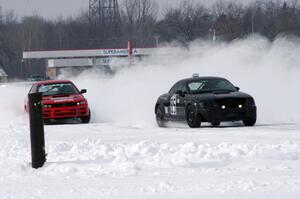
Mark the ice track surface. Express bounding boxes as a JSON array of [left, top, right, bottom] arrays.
[[1, 122, 300, 199]]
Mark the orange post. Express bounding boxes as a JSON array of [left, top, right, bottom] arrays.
[[128, 40, 133, 65]]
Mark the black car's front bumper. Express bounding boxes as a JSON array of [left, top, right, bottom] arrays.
[[199, 106, 257, 122]]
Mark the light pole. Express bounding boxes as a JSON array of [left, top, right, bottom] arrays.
[[251, 11, 254, 35], [251, 5, 255, 40], [21, 59, 24, 79], [154, 35, 159, 47], [209, 28, 216, 45]]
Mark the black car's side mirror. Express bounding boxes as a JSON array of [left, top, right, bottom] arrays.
[[80, 89, 87, 94], [235, 87, 240, 91]]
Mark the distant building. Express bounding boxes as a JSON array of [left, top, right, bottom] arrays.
[[0, 65, 8, 83], [23, 46, 155, 79], [47, 58, 94, 79]]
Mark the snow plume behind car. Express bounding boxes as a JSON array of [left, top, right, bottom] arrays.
[[0, 83, 31, 125], [60, 35, 300, 126]]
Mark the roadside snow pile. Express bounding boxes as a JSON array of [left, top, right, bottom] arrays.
[[0, 140, 286, 178], [1, 135, 300, 178]]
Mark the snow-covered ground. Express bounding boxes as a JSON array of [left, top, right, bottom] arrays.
[[1, 36, 300, 198], [1, 121, 300, 199]]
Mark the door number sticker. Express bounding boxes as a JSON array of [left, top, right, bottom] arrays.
[[170, 94, 177, 115]]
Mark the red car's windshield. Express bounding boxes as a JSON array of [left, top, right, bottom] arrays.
[[38, 83, 79, 96]]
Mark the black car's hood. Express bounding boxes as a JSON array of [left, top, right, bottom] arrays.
[[191, 91, 252, 100]]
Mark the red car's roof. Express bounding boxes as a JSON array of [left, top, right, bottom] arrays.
[[34, 79, 73, 85]]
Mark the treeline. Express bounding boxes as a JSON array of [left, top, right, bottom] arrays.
[[0, 0, 300, 78]]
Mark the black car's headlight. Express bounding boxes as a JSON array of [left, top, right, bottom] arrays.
[[245, 98, 255, 106]]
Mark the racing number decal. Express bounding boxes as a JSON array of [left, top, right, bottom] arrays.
[[170, 94, 177, 115]]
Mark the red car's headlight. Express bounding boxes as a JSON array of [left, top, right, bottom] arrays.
[[43, 104, 52, 108], [77, 101, 86, 106]]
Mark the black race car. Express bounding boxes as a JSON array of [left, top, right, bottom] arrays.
[[155, 75, 257, 128]]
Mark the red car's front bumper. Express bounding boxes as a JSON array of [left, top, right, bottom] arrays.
[[43, 105, 89, 119]]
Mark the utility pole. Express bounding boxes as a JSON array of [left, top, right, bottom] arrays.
[[89, 0, 121, 30], [89, 0, 121, 47], [89, 0, 99, 21]]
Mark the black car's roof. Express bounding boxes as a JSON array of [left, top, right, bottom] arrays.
[[179, 76, 228, 83]]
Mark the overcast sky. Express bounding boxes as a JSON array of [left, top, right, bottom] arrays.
[[0, 0, 254, 19], [0, 0, 87, 19]]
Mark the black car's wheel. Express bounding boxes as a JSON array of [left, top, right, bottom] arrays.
[[211, 122, 221, 127], [81, 110, 91, 124], [243, 118, 256, 126], [186, 105, 201, 128], [155, 106, 166, 127]]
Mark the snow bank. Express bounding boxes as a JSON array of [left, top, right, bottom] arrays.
[[46, 140, 300, 173], [3, 136, 299, 179]]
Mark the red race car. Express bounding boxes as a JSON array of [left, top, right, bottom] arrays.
[[25, 80, 91, 123]]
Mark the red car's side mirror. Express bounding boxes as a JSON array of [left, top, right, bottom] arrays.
[[80, 89, 87, 94]]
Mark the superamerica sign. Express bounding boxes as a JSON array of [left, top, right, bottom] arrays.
[[103, 49, 139, 56], [23, 47, 151, 59]]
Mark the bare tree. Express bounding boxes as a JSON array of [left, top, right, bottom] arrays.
[[22, 15, 48, 51], [121, 0, 158, 46], [213, 1, 244, 40], [275, 1, 299, 35], [157, 0, 211, 44], [0, 9, 21, 77]]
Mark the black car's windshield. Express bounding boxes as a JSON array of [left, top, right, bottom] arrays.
[[188, 79, 236, 94], [38, 83, 79, 96]]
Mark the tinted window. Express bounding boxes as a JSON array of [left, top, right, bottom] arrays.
[[188, 79, 236, 94], [169, 81, 188, 95], [178, 83, 188, 93], [169, 82, 181, 94], [188, 82, 201, 92]]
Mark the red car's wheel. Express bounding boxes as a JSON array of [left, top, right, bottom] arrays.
[[81, 110, 91, 123]]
